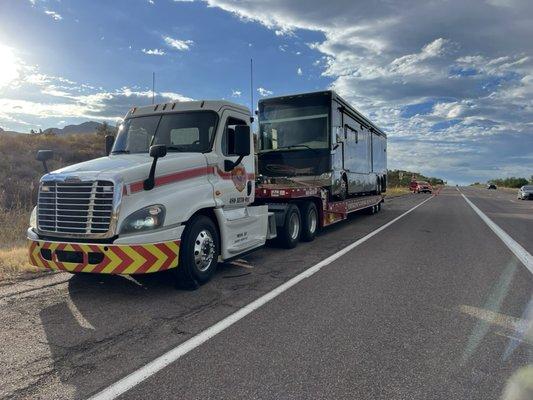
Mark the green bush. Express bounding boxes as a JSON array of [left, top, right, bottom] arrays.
[[488, 177, 530, 188]]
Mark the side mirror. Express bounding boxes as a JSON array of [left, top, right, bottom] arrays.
[[36, 150, 53, 173], [224, 125, 250, 171], [105, 135, 115, 155], [233, 125, 251, 157], [335, 126, 345, 143], [144, 145, 167, 190], [149, 144, 167, 158]]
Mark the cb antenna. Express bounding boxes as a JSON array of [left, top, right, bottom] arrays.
[[250, 58, 254, 115], [152, 72, 155, 105]]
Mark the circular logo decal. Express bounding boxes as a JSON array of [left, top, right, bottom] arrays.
[[231, 165, 247, 192]]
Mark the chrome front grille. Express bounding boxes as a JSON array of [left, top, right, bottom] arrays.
[[37, 180, 114, 236]]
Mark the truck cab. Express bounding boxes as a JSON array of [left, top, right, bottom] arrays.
[[28, 101, 272, 285]]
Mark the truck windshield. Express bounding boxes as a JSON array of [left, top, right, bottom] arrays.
[[112, 111, 218, 154], [258, 94, 330, 153]]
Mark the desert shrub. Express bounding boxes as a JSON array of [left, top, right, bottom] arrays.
[[0, 133, 106, 210]]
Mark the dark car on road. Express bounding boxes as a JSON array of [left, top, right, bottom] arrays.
[[517, 185, 533, 200], [486, 184, 497, 190]]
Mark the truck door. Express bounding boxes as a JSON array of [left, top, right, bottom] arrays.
[[206, 111, 254, 209]]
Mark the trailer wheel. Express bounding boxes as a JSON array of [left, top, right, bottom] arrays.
[[300, 201, 318, 242], [173, 215, 219, 288], [278, 204, 301, 249]]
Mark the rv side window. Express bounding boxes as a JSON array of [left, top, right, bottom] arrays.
[[345, 125, 358, 143], [222, 117, 247, 156]]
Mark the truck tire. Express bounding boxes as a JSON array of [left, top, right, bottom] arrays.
[[376, 178, 382, 195], [173, 215, 219, 288], [300, 201, 318, 242], [278, 204, 301, 249]]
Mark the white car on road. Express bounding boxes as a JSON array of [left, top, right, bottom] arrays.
[[517, 185, 533, 200]]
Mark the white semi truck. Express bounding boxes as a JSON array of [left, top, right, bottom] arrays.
[[28, 91, 385, 286]]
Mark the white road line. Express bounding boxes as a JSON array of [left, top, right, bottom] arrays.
[[460, 192, 533, 274], [89, 196, 434, 400]]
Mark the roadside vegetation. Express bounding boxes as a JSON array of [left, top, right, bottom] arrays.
[[471, 176, 533, 189], [385, 169, 445, 197], [0, 132, 108, 281]]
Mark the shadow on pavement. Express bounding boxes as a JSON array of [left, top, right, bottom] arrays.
[[37, 265, 251, 398]]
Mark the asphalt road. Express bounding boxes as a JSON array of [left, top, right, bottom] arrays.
[[0, 187, 531, 399]]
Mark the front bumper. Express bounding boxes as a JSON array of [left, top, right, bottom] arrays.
[[28, 239, 180, 274]]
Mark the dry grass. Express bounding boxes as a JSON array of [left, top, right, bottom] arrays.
[[384, 186, 412, 198], [0, 133, 107, 281], [0, 247, 41, 281], [0, 207, 41, 281]]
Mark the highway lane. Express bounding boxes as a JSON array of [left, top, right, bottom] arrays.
[[2, 188, 531, 399], [0, 193, 427, 400], [460, 186, 533, 255], [120, 187, 533, 400]]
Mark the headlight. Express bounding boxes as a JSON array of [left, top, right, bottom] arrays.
[[319, 172, 332, 180], [120, 205, 165, 234], [29, 206, 37, 229]]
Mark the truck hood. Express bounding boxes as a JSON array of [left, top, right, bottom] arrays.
[[45, 153, 208, 185]]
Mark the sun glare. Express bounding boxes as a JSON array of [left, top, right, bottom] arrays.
[[0, 44, 20, 88]]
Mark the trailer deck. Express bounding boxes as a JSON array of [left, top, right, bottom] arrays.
[[256, 183, 383, 228]]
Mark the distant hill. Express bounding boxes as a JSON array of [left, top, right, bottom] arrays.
[[0, 127, 23, 135], [43, 121, 109, 135], [1, 121, 116, 135]]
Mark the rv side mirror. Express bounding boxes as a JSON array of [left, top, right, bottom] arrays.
[[335, 126, 345, 143], [234, 125, 251, 157], [36, 150, 53, 173], [144, 145, 167, 190], [105, 135, 115, 155]]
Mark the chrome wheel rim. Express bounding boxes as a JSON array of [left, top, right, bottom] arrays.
[[289, 212, 300, 240], [308, 208, 317, 234], [193, 229, 215, 272]]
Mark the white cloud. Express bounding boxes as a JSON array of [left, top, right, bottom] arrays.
[[163, 35, 194, 51], [142, 48, 166, 56], [202, 0, 533, 183], [257, 87, 273, 97], [0, 44, 22, 88], [0, 55, 193, 130], [297, 67, 302, 76], [232, 89, 242, 97], [44, 10, 62, 21]]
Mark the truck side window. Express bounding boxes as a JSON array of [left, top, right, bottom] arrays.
[[222, 117, 246, 156]]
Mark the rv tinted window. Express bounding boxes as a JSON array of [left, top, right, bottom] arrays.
[[258, 94, 330, 152]]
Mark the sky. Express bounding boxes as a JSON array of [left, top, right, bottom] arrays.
[[0, 0, 531, 184]]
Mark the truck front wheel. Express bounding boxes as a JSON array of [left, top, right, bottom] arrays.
[[174, 215, 219, 287], [300, 201, 318, 242], [278, 204, 301, 249]]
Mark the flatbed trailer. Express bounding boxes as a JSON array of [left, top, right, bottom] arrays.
[[255, 181, 383, 248]]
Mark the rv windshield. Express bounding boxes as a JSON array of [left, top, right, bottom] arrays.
[[258, 94, 329, 153], [112, 111, 218, 154]]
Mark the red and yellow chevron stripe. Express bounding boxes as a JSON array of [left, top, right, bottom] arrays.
[[28, 239, 180, 274]]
